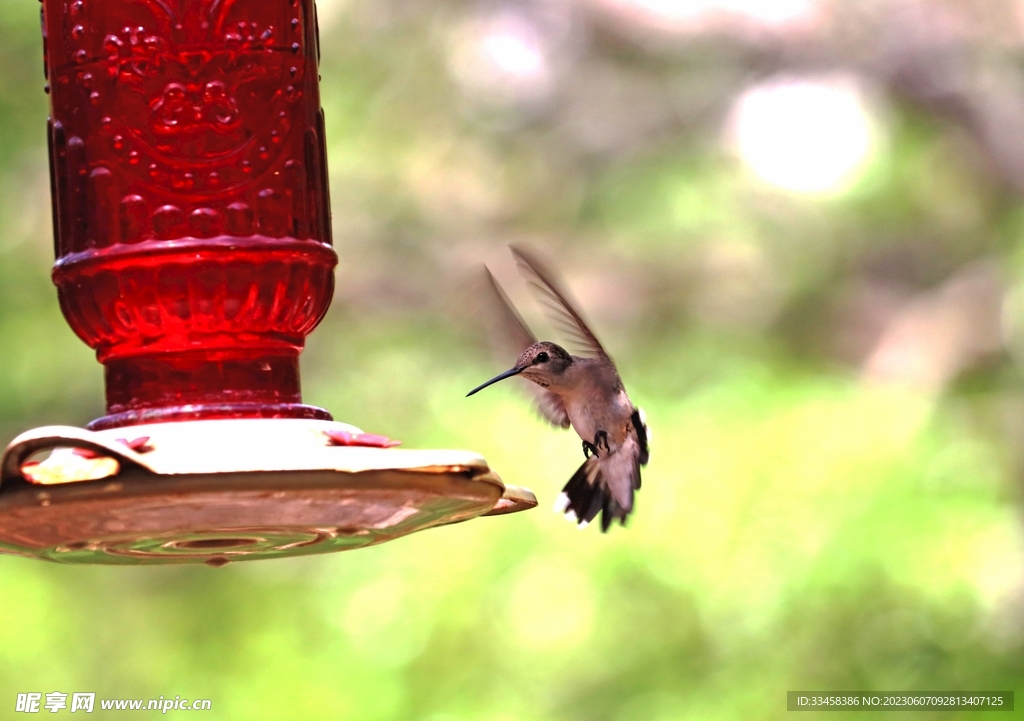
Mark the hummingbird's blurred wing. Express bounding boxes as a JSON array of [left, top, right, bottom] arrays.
[[509, 245, 613, 365], [531, 391, 571, 429], [483, 267, 536, 354], [483, 267, 571, 429]]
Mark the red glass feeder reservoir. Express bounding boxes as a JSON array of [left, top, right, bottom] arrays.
[[0, 0, 534, 564], [48, 0, 335, 429]]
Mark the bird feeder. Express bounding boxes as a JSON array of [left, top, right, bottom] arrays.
[[0, 0, 534, 564]]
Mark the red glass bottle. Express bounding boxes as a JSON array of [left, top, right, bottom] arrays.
[[41, 0, 337, 429]]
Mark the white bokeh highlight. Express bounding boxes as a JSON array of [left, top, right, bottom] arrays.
[[728, 75, 878, 195], [448, 12, 554, 106], [593, 0, 823, 35]]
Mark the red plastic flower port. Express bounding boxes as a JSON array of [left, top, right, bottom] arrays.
[[324, 430, 402, 448], [116, 436, 153, 453], [70, 436, 151, 458]]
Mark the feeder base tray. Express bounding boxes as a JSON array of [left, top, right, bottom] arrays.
[[0, 419, 535, 565]]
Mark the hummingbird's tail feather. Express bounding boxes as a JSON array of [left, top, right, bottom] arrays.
[[600, 496, 629, 532], [559, 457, 603, 527], [631, 407, 650, 468], [558, 456, 634, 532]]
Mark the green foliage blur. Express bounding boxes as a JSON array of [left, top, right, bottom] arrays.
[[1, 0, 1024, 719]]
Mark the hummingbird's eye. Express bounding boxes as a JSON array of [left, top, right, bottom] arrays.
[[535, 351, 549, 364]]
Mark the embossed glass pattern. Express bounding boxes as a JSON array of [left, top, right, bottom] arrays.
[[41, 0, 337, 429]]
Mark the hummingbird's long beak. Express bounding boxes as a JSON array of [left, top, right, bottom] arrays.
[[466, 366, 524, 397]]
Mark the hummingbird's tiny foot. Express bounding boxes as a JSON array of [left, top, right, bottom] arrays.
[[582, 440, 598, 459], [594, 430, 610, 456]]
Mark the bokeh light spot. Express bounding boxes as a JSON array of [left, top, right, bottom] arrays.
[[594, 0, 822, 34], [729, 75, 877, 195], [448, 12, 553, 105]]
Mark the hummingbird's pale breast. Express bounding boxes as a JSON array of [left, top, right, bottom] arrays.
[[554, 357, 633, 452]]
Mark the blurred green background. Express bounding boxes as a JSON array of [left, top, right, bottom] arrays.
[[2, 0, 1024, 718]]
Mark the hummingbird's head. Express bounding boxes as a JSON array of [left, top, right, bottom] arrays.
[[466, 342, 572, 396], [515, 342, 572, 386]]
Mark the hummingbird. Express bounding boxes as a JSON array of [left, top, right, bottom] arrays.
[[467, 246, 649, 532]]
